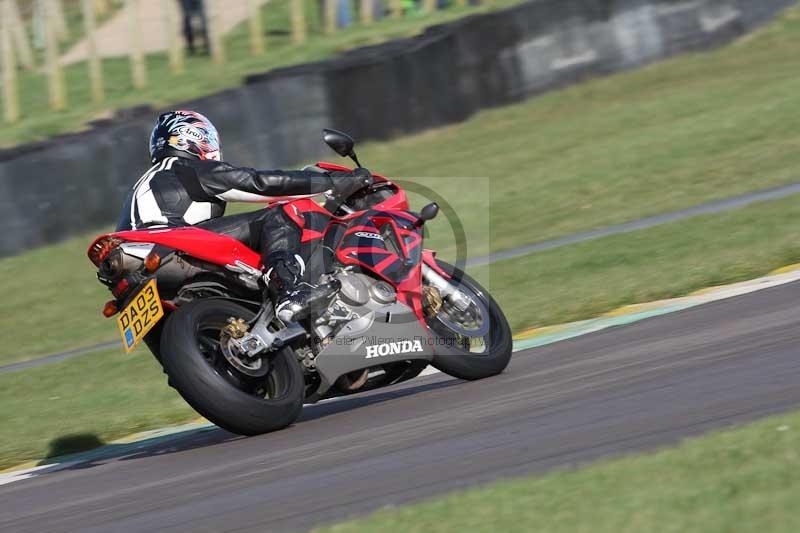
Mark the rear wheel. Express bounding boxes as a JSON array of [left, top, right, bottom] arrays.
[[143, 319, 165, 364], [160, 299, 304, 435], [426, 260, 512, 380]]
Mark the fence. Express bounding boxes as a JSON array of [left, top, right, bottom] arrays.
[[0, 0, 487, 124]]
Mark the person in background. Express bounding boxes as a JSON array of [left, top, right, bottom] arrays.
[[179, 0, 210, 55], [337, 0, 352, 29]]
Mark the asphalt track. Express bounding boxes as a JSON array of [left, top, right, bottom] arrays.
[[3, 281, 800, 532]]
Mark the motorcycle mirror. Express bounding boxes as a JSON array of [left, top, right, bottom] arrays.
[[323, 128, 362, 168], [323, 128, 356, 158], [415, 203, 439, 227]]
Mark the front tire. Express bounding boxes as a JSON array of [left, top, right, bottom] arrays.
[[160, 299, 304, 436], [427, 260, 512, 380]]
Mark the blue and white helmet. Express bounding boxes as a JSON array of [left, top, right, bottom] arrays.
[[149, 110, 221, 163]]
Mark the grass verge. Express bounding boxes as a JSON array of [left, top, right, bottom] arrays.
[[471, 194, 800, 332], [3, 194, 800, 467], [316, 410, 800, 533], [0, 347, 194, 469]]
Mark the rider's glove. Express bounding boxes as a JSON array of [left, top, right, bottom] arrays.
[[329, 168, 373, 199]]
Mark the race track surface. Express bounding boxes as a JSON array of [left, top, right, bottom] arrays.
[[3, 281, 800, 532]]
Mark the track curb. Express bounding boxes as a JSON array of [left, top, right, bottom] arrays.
[[513, 263, 800, 350]]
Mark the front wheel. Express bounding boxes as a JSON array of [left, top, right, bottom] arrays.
[[159, 299, 304, 436], [426, 260, 512, 380]]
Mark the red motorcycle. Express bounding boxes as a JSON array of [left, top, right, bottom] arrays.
[[88, 130, 512, 435]]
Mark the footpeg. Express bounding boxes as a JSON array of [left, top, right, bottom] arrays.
[[272, 323, 307, 349], [304, 280, 342, 314]]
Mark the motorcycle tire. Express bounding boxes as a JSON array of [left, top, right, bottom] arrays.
[[428, 260, 513, 381], [160, 299, 304, 436], [143, 319, 164, 364]]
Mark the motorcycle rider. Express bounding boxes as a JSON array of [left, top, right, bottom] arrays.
[[117, 110, 371, 321]]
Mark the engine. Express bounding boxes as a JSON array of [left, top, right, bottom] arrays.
[[308, 270, 410, 393], [312, 270, 397, 344]]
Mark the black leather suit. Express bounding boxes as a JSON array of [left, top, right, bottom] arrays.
[[116, 154, 341, 265]]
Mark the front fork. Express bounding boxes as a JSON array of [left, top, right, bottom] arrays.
[[421, 263, 471, 312]]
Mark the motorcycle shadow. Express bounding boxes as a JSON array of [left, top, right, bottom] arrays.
[[44, 374, 461, 473], [299, 375, 462, 423]]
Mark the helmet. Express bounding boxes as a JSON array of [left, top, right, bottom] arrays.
[[149, 110, 221, 163]]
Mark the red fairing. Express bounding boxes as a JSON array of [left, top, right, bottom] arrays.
[[422, 250, 451, 279], [332, 209, 429, 324], [95, 227, 262, 268], [399, 252, 450, 324], [316, 162, 352, 172], [280, 198, 333, 243], [396, 266, 426, 324]]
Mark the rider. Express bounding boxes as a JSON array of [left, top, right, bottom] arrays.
[[117, 110, 371, 321]]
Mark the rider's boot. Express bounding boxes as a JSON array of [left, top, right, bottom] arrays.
[[263, 252, 336, 322]]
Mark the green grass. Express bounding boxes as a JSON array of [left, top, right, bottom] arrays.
[[470, 194, 800, 332], [2, 0, 520, 146], [0, 347, 195, 469], [317, 410, 800, 533], [0, 233, 111, 364], [3, 6, 800, 364]]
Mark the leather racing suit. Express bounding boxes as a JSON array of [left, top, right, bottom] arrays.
[[117, 154, 369, 316]]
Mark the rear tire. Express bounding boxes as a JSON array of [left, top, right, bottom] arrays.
[[428, 260, 512, 380], [143, 319, 164, 364], [160, 299, 304, 436]]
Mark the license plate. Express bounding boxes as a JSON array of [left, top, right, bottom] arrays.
[[116, 278, 164, 353]]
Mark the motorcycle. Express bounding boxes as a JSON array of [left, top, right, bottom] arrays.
[[87, 129, 512, 436]]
